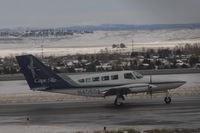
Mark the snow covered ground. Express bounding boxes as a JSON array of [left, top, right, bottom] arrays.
[[0, 124, 113, 133], [0, 124, 147, 133], [0, 29, 200, 57]]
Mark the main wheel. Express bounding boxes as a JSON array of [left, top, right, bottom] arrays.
[[164, 97, 171, 104], [114, 95, 125, 106]]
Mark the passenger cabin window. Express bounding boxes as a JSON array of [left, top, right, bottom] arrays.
[[78, 79, 84, 83], [124, 73, 135, 79], [86, 78, 91, 82], [101, 76, 109, 81], [133, 72, 143, 79], [111, 75, 118, 80], [92, 77, 100, 82]]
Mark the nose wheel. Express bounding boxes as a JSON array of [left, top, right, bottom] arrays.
[[164, 96, 171, 104], [114, 95, 125, 106], [164, 90, 171, 104]]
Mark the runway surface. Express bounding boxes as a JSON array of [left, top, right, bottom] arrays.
[[0, 96, 200, 129]]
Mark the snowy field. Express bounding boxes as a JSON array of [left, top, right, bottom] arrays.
[[0, 29, 200, 57], [0, 124, 148, 133]]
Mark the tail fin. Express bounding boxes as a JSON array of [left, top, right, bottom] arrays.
[[16, 55, 74, 90]]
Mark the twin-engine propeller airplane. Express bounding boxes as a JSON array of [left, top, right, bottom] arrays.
[[16, 55, 186, 106]]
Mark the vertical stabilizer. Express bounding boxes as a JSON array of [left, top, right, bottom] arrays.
[[16, 55, 74, 90]]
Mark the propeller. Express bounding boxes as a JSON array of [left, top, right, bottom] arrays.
[[149, 75, 153, 99]]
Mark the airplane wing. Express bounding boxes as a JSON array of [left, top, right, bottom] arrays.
[[102, 83, 157, 96]]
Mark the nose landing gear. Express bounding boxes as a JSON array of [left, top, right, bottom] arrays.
[[164, 96, 171, 104], [164, 90, 171, 104]]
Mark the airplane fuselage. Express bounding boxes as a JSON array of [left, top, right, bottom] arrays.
[[45, 71, 185, 97]]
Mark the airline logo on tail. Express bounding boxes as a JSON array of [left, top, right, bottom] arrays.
[[27, 56, 57, 85]]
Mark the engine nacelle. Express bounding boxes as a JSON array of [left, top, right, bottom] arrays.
[[129, 84, 157, 93]]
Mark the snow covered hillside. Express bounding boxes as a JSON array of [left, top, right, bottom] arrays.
[[0, 29, 200, 57]]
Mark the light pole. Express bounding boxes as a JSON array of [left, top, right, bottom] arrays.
[[41, 44, 44, 59]]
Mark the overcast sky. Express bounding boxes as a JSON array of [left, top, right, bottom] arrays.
[[0, 0, 200, 28]]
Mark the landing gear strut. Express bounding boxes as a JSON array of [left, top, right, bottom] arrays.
[[114, 95, 125, 106]]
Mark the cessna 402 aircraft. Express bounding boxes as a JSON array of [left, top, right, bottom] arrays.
[[16, 55, 186, 106]]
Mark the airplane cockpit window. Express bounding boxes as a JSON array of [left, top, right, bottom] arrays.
[[92, 77, 100, 82], [133, 71, 143, 79], [124, 73, 135, 79], [101, 76, 109, 81], [111, 75, 118, 80], [78, 79, 84, 83]]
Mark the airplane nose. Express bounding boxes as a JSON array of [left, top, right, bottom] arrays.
[[180, 81, 186, 85], [167, 81, 186, 90], [176, 81, 186, 87]]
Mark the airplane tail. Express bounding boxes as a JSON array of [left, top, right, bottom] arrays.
[[16, 55, 74, 91]]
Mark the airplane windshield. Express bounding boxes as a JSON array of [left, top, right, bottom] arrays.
[[133, 72, 143, 79], [124, 73, 135, 79]]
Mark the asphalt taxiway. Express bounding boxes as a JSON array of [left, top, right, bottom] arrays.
[[0, 96, 200, 129]]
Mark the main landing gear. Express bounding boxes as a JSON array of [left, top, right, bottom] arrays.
[[114, 95, 125, 106], [164, 90, 171, 104]]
